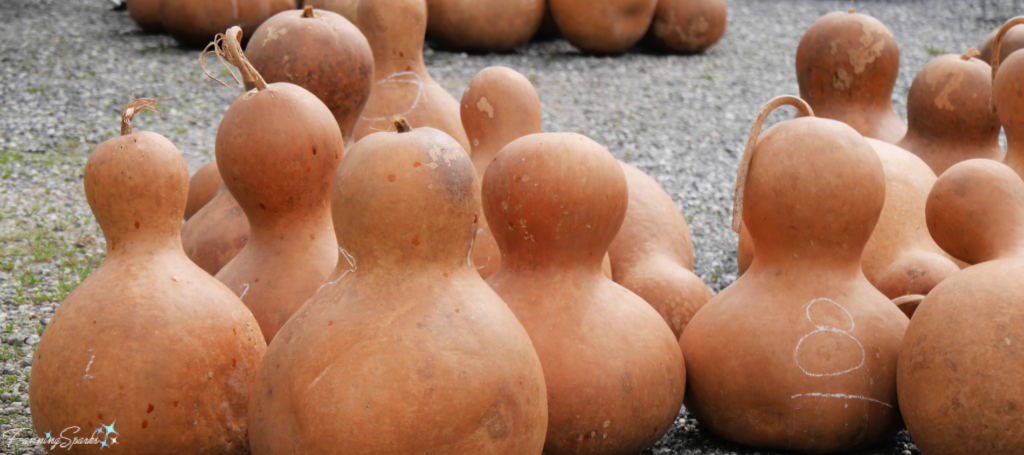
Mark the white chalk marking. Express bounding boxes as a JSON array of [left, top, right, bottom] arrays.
[[82, 355, 95, 383], [317, 247, 359, 292], [360, 72, 440, 121], [791, 393, 893, 408], [308, 365, 331, 390], [238, 283, 250, 300], [793, 298, 864, 377]]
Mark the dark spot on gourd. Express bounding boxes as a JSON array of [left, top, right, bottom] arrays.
[[119, 385, 124, 390], [134, 221, 140, 229], [399, 52, 404, 57], [406, 66, 412, 71], [388, 174, 396, 182], [232, 329, 237, 336], [93, 321, 97, 324], [147, 404, 154, 413], [307, 167, 311, 172], [328, 321, 333, 326], [97, 413, 103, 420], [232, 358, 237, 367], [142, 420, 148, 429], [254, 278, 259, 283], [172, 400, 178, 407], [312, 145, 318, 155], [443, 273, 448, 278], [474, 215, 478, 223], [455, 309, 460, 313], [412, 237, 420, 245], [89, 421, 94, 428], [259, 203, 267, 210], [111, 242, 115, 250], [514, 175, 521, 183], [413, 162, 421, 167], [310, 234, 316, 240]]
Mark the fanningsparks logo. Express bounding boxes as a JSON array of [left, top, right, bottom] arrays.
[[4, 421, 119, 450]]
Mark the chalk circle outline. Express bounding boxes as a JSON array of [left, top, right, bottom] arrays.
[[361, 72, 441, 121], [793, 298, 865, 377]]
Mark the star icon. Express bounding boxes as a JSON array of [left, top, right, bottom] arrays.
[[103, 422, 118, 436], [100, 440, 109, 449], [45, 432, 51, 438], [110, 436, 118, 445]]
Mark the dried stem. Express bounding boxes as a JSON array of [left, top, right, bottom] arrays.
[[731, 96, 814, 233], [961, 47, 981, 60], [392, 116, 413, 133], [991, 17, 1024, 113], [302, 5, 316, 17], [121, 96, 171, 136], [199, 26, 267, 91]]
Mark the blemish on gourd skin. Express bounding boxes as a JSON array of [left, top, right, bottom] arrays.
[[845, 15, 892, 74], [476, 97, 495, 118], [926, 65, 964, 111]]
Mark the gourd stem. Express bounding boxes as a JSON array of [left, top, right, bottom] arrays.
[[302, 5, 315, 17], [731, 96, 814, 234], [393, 116, 413, 133], [892, 294, 926, 308], [991, 16, 1024, 113], [961, 47, 981, 60], [120, 97, 170, 136], [199, 26, 267, 91]]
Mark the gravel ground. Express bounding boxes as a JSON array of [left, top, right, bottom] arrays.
[[0, 0, 1015, 453]]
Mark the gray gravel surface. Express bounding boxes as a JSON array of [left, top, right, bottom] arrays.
[[0, 0, 1015, 453]]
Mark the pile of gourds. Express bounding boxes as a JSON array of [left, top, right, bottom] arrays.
[[131, 0, 728, 54], [28, 3, 1024, 455]]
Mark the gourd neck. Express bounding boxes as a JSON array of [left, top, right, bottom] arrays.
[[103, 235, 184, 260]]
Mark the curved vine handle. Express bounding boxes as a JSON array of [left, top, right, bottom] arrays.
[[731, 96, 814, 233], [990, 16, 1024, 113]]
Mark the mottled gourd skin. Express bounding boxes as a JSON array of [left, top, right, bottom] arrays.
[[460, 67, 543, 279], [425, 0, 545, 52], [245, 7, 374, 148], [899, 159, 1024, 455], [484, 133, 686, 455], [608, 162, 712, 338], [182, 184, 250, 275], [896, 55, 1003, 176], [549, 0, 658, 54], [30, 130, 266, 454], [796, 11, 906, 144], [352, 0, 470, 152], [249, 126, 548, 455], [645, 0, 727, 54], [686, 117, 907, 454], [214, 83, 343, 344]]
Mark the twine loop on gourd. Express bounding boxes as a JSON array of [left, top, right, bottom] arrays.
[[731, 96, 814, 234], [990, 16, 1024, 113]]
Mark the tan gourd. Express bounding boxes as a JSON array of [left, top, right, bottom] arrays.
[[607, 162, 712, 338], [249, 118, 548, 454], [161, 0, 296, 48], [548, 0, 657, 54], [426, 0, 544, 52], [300, 0, 358, 22], [796, 10, 906, 144], [203, 27, 342, 342], [898, 159, 1024, 455], [979, 23, 1024, 66], [992, 17, 1024, 180], [127, 0, 164, 33], [246, 6, 374, 148], [181, 184, 250, 275], [29, 99, 266, 452], [646, 0, 727, 54], [484, 132, 685, 455], [460, 67, 542, 278], [860, 138, 963, 305], [738, 134, 963, 310], [352, 0, 470, 151], [896, 49, 1003, 176], [184, 160, 223, 220], [685, 96, 907, 452]]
